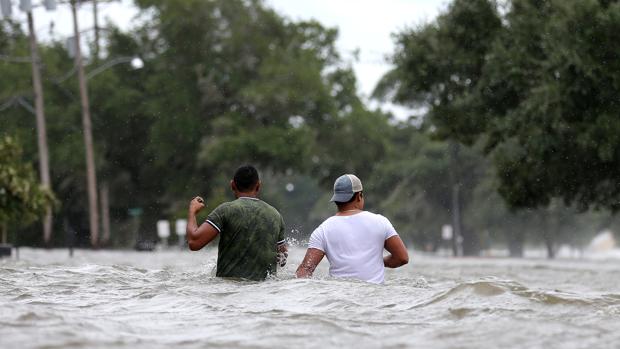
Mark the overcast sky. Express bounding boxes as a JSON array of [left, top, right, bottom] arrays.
[[6, 0, 447, 118], [268, 0, 446, 97]]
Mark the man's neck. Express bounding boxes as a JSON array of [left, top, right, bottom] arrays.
[[336, 203, 363, 215], [235, 192, 259, 199]]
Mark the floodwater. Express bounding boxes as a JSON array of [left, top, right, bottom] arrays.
[[1, 247, 619, 349]]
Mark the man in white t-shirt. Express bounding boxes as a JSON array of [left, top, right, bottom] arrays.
[[296, 174, 409, 283]]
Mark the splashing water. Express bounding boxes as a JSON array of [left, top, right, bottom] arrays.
[[1, 248, 619, 348]]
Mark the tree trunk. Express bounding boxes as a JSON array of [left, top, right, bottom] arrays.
[[27, 12, 53, 246], [543, 232, 555, 259], [449, 141, 461, 257], [507, 230, 524, 257], [542, 214, 555, 259], [451, 183, 461, 257], [1, 223, 6, 244], [71, 0, 100, 248], [448, 141, 480, 256], [461, 227, 480, 256], [100, 181, 111, 246]]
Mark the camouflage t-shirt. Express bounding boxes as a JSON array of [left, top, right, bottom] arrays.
[[206, 197, 285, 280]]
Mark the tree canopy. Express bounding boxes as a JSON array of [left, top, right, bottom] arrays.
[[0, 136, 55, 228], [379, 0, 620, 212], [2, 0, 620, 257]]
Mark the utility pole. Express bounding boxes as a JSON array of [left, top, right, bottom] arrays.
[[100, 182, 110, 245], [71, 0, 99, 248], [91, 0, 111, 246], [2, 0, 59, 245], [26, 9, 53, 245], [93, 0, 99, 60], [449, 141, 462, 257]]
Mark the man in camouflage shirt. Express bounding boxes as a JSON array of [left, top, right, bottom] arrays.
[[186, 165, 287, 280]]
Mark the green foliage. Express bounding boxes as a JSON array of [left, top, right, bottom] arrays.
[[0, 136, 56, 227], [381, 0, 620, 213], [375, 0, 502, 143], [127, 0, 392, 198], [477, 0, 620, 211], [1, 0, 394, 246], [2, 0, 617, 256], [371, 0, 504, 255], [368, 123, 486, 251], [376, 0, 620, 256]]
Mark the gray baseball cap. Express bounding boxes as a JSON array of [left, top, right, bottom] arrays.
[[330, 174, 363, 202]]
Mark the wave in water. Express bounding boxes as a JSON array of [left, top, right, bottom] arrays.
[[1, 249, 620, 349]]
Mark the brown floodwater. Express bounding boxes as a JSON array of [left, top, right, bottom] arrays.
[[1, 247, 619, 348]]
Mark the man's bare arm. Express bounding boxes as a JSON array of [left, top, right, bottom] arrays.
[[277, 242, 288, 267], [384, 235, 409, 268], [296, 248, 325, 278], [186, 196, 219, 251]]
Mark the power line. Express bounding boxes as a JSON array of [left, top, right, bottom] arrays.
[[16, 96, 36, 115], [0, 54, 32, 63], [0, 96, 17, 112]]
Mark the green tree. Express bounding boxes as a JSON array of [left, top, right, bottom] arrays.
[[375, 0, 502, 143], [475, 0, 620, 211], [0, 136, 56, 243], [368, 123, 486, 254], [124, 0, 393, 240], [374, 0, 502, 255]]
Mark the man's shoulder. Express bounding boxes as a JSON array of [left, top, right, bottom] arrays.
[[361, 211, 390, 222], [244, 199, 280, 217], [212, 200, 235, 212], [318, 215, 343, 229], [215, 199, 277, 218]]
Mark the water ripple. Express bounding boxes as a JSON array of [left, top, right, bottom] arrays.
[[1, 248, 619, 349]]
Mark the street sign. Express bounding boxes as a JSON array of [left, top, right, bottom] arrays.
[[157, 220, 170, 239], [66, 36, 76, 58], [128, 207, 143, 217], [175, 219, 187, 236]]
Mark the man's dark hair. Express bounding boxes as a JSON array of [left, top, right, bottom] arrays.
[[233, 165, 259, 192], [335, 192, 362, 208]]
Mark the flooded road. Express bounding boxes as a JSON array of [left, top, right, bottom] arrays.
[[1, 247, 619, 348]]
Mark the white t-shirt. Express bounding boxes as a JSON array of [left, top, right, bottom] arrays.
[[308, 211, 399, 284]]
